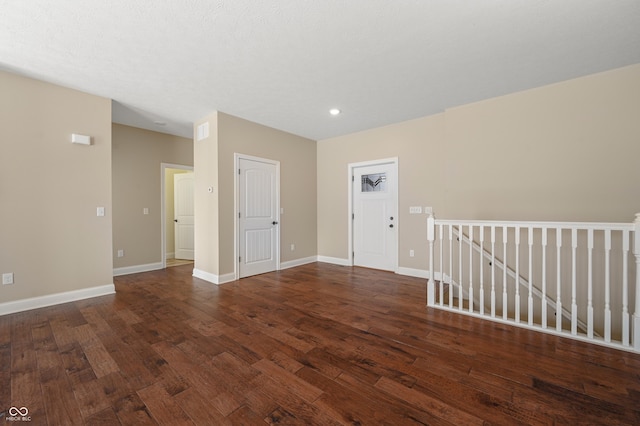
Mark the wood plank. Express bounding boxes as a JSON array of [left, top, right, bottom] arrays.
[[174, 388, 231, 425], [113, 392, 157, 425], [226, 405, 269, 425], [1, 262, 639, 425], [136, 382, 194, 425], [299, 365, 446, 425], [40, 365, 84, 426], [253, 359, 323, 403], [83, 407, 120, 425], [152, 341, 243, 416], [0, 342, 11, 415], [69, 372, 113, 420], [248, 373, 342, 425], [375, 376, 485, 426], [335, 371, 455, 426]]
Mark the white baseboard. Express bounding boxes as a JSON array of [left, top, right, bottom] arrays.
[[396, 267, 429, 279], [113, 262, 164, 277], [218, 272, 236, 284], [396, 268, 451, 284], [317, 256, 351, 266], [192, 268, 236, 285], [0, 284, 115, 316], [280, 256, 317, 270]]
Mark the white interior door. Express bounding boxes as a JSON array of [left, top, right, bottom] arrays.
[[174, 172, 194, 260], [239, 157, 279, 278], [353, 162, 397, 271]]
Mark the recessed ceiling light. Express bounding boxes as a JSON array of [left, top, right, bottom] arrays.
[[329, 108, 341, 116]]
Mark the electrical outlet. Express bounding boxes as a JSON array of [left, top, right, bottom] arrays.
[[409, 250, 415, 257], [2, 273, 14, 285], [143, 207, 149, 215], [117, 249, 124, 258]]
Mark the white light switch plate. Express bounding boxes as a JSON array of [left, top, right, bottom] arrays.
[[409, 206, 422, 214], [2, 273, 14, 285], [97, 207, 105, 217]]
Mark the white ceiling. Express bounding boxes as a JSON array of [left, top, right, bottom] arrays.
[[2, 1, 639, 140]]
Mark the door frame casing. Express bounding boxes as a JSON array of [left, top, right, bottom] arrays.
[[161, 162, 194, 268], [234, 153, 281, 280], [348, 157, 399, 270]]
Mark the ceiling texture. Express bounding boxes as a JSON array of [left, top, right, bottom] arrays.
[[2, 1, 640, 141]]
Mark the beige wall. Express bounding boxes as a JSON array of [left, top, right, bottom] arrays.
[[318, 114, 445, 270], [112, 124, 193, 269], [0, 70, 112, 303], [194, 113, 220, 276], [194, 111, 317, 278], [442, 64, 640, 222], [318, 64, 640, 271]]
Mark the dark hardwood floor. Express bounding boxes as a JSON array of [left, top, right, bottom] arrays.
[[1, 262, 640, 425]]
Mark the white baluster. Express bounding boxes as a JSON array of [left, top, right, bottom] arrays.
[[438, 224, 443, 306], [604, 229, 611, 342], [633, 213, 640, 352], [468, 225, 474, 313], [587, 229, 594, 339], [515, 226, 520, 323], [571, 228, 578, 335], [491, 226, 496, 318], [427, 213, 435, 306], [503, 226, 508, 320], [542, 228, 547, 329], [622, 229, 630, 346], [556, 228, 562, 332], [480, 225, 485, 316], [528, 227, 533, 326], [458, 224, 463, 310], [448, 225, 453, 308]]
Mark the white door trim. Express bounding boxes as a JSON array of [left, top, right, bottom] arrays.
[[348, 157, 399, 270], [234, 153, 281, 280], [161, 163, 193, 268]]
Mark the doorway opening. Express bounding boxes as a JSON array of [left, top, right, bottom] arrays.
[[161, 163, 194, 268]]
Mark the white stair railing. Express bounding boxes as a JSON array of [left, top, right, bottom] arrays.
[[451, 226, 594, 335], [427, 213, 640, 353]]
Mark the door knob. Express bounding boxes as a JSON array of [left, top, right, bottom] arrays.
[[174, 219, 178, 223], [389, 224, 394, 228], [272, 221, 279, 225]]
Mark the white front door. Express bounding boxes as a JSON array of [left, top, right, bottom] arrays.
[[238, 157, 279, 278], [353, 161, 398, 271], [174, 172, 195, 260]]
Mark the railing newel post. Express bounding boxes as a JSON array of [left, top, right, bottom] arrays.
[[427, 212, 436, 306], [632, 213, 640, 352]]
